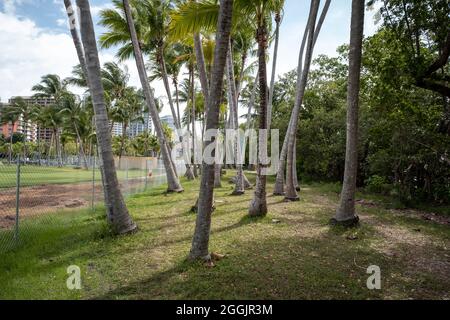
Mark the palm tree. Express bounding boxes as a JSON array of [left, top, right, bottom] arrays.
[[0, 107, 20, 164], [248, 0, 285, 217], [189, 0, 234, 262], [6, 97, 34, 162], [267, 0, 284, 129], [64, 0, 90, 88], [332, 0, 365, 227], [110, 87, 144, 167], [38, 104, 64, 166], [279, 0, 331, 200], [99, 0, 181, 136], [121, 0, 183, 193], [59, 93, 89, 169], [32, 74, 69, 166], [226, 40, 245, 195], [76, 0, 137, 235]]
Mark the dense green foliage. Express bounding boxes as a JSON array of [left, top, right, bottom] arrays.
[[272, 34, 450, 205]]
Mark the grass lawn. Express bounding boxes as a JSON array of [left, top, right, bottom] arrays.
[[0, 165, 147, 188], [0, 172, 449, 300]]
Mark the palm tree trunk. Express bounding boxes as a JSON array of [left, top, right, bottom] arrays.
[[273, 115, 293, 195], [64, 0, 90, 88], [333, 0, 365, 226], [249, 21, 270, 217], [285, 0, 320, 201], [159, 48, 180, 129], [189, 0, 233, 261], [74, 123, 88, 169], [194, 33, 210, 102], [77, 0, 137, 235], [8, 123, 13, 164], [119, 122, 127, 169], [277, 0, 331, 197], [192, 71, 199, 179], [267, 11, 281, 129], [244, 76, 258, 174], [56, 129, 63, 167], [227, 40, 245, 195], [122, 0, 183, 193]]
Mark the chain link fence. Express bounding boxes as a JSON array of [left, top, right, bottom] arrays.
[[0, 153, 170, 253]]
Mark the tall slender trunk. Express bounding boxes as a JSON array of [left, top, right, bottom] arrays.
[[47, 131, 54, 164], [119, 122, 127, 169], [8, 123, 13, 164], [159, 48, 180, 129], [244, 76, 258, 173], [184, 69, 195, 180], [227, 40, 245, 195], [56, 128, 63, 167], [285, 0, 320, 201], [191, 70, 198, 178], [74, 123, 88, 169], [273, 115, 293, 195], [64, 0, 90, 88], [122, 0, 183, 193], [77, 0, 137, 235], [66, 0, 109, 206], [189, 0, 233, 261], [174, 77, 181, 129], [194, 33, 210, 103], [333, 0, 365, 226], [275, 0, 331, 197], [249, 21, 269, 217], [267, 11, 281, 129]]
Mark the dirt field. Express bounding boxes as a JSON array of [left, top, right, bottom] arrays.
[[0, 177, 162, 229]]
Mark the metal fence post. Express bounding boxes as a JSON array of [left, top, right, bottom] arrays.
[[15, 155, 21, 243]]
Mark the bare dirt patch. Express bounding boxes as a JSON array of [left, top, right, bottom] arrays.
[[0, 178, 149, 229]]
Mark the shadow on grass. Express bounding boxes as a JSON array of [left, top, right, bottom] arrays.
[[90, 232, 397, 300]]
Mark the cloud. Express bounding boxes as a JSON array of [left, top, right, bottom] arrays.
[[56, 18, 66, 27], [90, 3, 114, 17], [0, 12, 78, 101], [0, 10, 172, 118]]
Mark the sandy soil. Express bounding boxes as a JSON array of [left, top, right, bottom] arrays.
[[0, 178, 153, 229]]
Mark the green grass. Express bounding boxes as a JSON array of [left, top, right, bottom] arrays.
[[0, 172, 449, 300], [0, 165, 147, 188]]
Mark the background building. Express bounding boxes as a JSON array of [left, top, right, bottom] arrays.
[[160, 115, 176, 132], [128, 112, 153, 138]]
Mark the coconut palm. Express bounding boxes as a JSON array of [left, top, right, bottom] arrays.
[[189, 0, 234, 262], [99, 0, 181, 133], [332, 0, 365, 227], [31, 74, 69, 166], [5, 97, 34, 162], [0, 106, 20, 164], [58, 93, 89, 169], [283, 0, 331, 201], [121, 0, 183, 193], [76, 0, 137, 235]]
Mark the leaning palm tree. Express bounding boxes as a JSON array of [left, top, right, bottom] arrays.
[[332, 0, 365, 227], [76, 0, 137, 235], [279, 0, 331, 200], [121, 0, 183, 193], [189, 0, 234, 262], [99, 0, 181, 136]]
